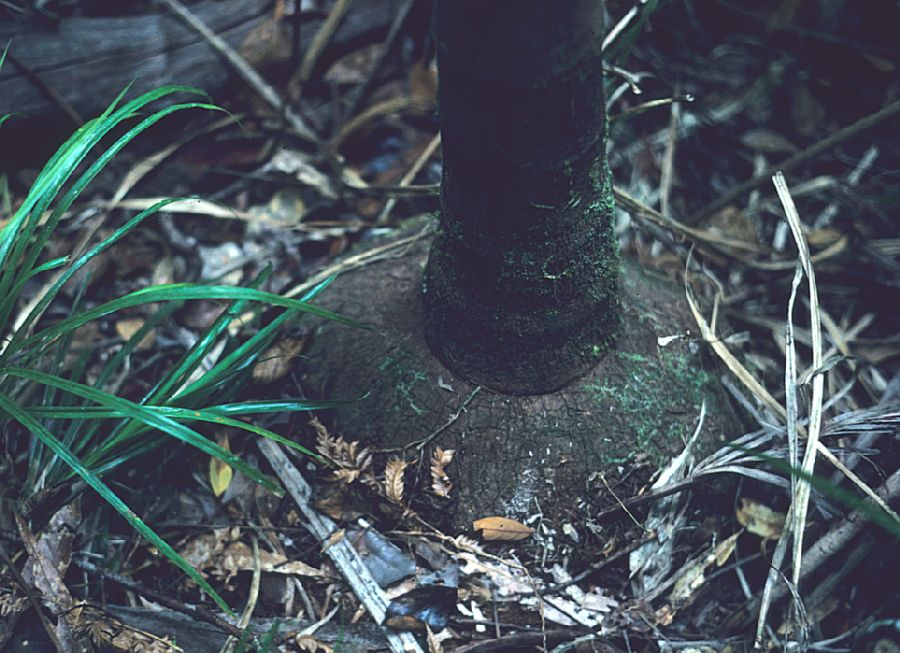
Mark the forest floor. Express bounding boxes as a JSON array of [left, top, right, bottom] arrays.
[[0, 1, 898, 652]]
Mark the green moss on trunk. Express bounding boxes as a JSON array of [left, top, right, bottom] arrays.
[[422, 0, 619, 395]]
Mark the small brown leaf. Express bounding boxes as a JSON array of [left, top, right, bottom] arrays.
[[736, 498, 785, 540], [384, 457, 409, 503], [430, 447, 455, 498], [252, 337, 306, 383], [294, 634, 333, 652], [114, 317, 155, 351], [472, 516, 534, 541]]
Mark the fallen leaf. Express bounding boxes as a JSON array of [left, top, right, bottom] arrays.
[[114, 317, 155, 351], [669, 532, 739, 608], [430, 447, 455, 498], [736, 498, 785, 540], [472, 516, 534, 541], [384, 457, 409, 504], [294, 634, 333, 652], [209, 433, 233, 498], [252, 337, 306, 383]]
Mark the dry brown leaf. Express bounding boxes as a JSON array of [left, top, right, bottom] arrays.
[[209, 433, 233, 498], [294, 634, 333, 653], [806, 227, 844, 248], [80, 604, 181, 652], [669, 532, 740, 608], [114, 317, 155, 351], [655, 604, 675, 626], [736, 498, 785, 540], [472, 516, 534, 541], [252, 337, 305, 383], [409, 59, 438, 111], [313, 418, 374, 485], [430, 447, 455, 497], [323, 529, 346, 553], [384, 457, 409, 504]]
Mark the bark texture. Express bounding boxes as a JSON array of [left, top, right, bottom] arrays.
[[422, 0, 619, 395], [302, 231, 735, 530]]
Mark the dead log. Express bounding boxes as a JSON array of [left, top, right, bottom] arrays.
[[0, 0, 399, 122]]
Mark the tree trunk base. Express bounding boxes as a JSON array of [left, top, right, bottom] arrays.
[[301, 226, 741, 530]]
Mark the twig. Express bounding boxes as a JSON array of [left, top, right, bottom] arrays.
[[377, 133, 441, 225], [343, 0, 418, 119], [257, 439, 425, 653], [72, 556, 245, 641], [688, 99, 900, 224], [158, 0, 319, 144], [452, 629, 577, 653], [376, 384, 481, 454], [592, 478, 697, 523], [220, 535, 262, 653], [748, 467, 900, 624], [0, 539, 65, 653], [297, 0, 354, 86], [658, 85, 681, 216], [6, 51, 83, 127]]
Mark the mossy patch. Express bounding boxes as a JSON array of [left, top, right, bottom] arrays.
[[376, 345, 432, 417], [584, 347, 713, 467]]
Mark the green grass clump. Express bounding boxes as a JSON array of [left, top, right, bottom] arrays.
[[0, 81, 350, 616]]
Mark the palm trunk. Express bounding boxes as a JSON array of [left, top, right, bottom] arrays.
[[423, 0, 619, 395]]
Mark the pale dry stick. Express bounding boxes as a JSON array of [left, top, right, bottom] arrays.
[[610, 95, 692, 122], [785, 264, 805, 496], [616, 186, 767, 255], [602, 0, 646, 52], [751, 467, 900, 641], [297, 0, 354, 86], [220, 535, 262, 653], [754, 511, 793, 650], [159, 0, 319, 144], [257, 439, 425, 653], [659, 87, 681, 217], [814, 307, 878, 402], [330, 96, 409, 151], [689, 98, 900, 224], [343, 0, 418, 120], [774, 172, 826, 598], [755, 262, 805, 649], [685, 263, 899, 523], [814, 145, 879, 228], [377, 133, 441, 225]]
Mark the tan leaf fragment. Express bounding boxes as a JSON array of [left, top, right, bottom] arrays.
[[294, 634, 333, 652], [114, 317, 155, 350], [430, 447, 455, 497], [736, 498, 785, 540], [472, 516, 534, 542], [252, 336, 305, 383], [209, 433, 233, 498], [384, 457, 409, 504], [312, 418, 373, 485], [669, 531, 739, 608], [80, 603, 181, 652]]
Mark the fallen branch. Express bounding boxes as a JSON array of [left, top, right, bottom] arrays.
[[257, 439, 425, 653]]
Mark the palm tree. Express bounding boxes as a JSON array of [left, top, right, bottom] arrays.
[[423, 0, 619, 394]]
